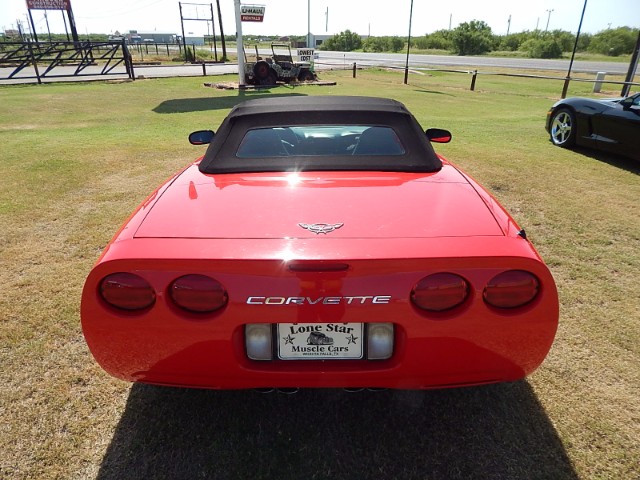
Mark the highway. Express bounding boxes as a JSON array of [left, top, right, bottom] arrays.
[[1, 49, 635, 84], [316, 50, 635, 75]]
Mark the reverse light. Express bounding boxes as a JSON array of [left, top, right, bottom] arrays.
[[367, 323, 394, 360], [170, 274, 228, 313], [483, 270, 539, 308], [411, 273, 469, 312], [246, 324, 273, 360], [100, 272, 156, 311]]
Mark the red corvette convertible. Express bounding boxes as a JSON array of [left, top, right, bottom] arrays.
[[81, 96, 559, 390]]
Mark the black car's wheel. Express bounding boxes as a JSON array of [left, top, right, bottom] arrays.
[[550, 108, 576, 147]]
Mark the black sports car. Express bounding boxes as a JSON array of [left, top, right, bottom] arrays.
[[546, 93, 640, 161]]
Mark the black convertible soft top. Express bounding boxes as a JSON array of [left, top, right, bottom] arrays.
[[198, 96, 443, 174]]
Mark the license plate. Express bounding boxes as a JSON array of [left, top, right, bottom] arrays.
[[277, 323, 364, 360]]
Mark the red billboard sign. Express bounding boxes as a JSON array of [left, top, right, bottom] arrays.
[[26, 0, 70, 10], [240, 5, 265, 22]]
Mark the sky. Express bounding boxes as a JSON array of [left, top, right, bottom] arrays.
[[1, 0, 639, 39]]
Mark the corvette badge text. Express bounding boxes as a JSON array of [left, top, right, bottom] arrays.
[[246, 296, 391, 305]]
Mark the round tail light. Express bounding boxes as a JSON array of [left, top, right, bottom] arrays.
[[483, 270, 539, 308], [100, 273, 156, 311], [411, 273, 469, 312], [170, 274, 228, 313]]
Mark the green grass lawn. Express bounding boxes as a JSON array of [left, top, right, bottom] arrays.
[[0, 71, 638, 479]]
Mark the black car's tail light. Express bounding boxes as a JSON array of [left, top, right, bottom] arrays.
[[170, 274, 228, 313], [483, 270, 539, 308], [100, 273, 156, 311], [411, 273, 469, 312]]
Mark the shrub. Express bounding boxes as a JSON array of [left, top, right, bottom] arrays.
[[451, 21, 494, 55], [588, 27, 638, 56], [362, 36, 405, 53], [414, 30, 453, 50], [519, 38, 563, 58], [319, 30, 362, 51]]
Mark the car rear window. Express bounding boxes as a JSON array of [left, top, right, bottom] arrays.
[[198, 106, 443, 174], [236, 126, 406, 158]]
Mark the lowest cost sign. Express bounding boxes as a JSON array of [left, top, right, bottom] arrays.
[[241, 5, 265, 22], [298, 49, 315, 62]]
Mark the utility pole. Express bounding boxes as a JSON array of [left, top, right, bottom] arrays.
[[621, 30, 640, 97], [307, 0, 311, 48], [17, 19, 25, 42], [209, 3, 217, 61], [562, 0, 587, 98], [325, 6, 328, 32], [179, 2, 187, 60], [27, 11, 38, 42], [545, 9, 554, 32], [44, 10, 51, 42], [234, 0, 245, 85], [404, 0, 414, 85], [216, 0, 226, 60], [507, 15, 511, 36]]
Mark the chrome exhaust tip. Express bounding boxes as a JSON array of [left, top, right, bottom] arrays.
[[343, 387, 364, 393], [276, 387, 299, 394], [254, 387, 275, 394]]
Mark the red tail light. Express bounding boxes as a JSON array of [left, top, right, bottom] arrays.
[[483, 270, 539, 308], [170, 274, 228, 313], [100, 273, 156, 311], [411, 273, 469, 312]]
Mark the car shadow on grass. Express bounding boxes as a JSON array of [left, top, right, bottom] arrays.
[[572, 146, 640, 175], [96, 381, 578, 480], [153, 92, 307, 114]]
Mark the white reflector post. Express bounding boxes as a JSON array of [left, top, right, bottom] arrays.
[[245, 324, 272, 360], [367, 323, 394, 360]]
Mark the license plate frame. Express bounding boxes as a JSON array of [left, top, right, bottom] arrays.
[[277, 323, 364, 360]]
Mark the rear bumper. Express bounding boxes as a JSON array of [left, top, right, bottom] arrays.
[[81, 316, 555, 390], [81, 249, 559, 390]]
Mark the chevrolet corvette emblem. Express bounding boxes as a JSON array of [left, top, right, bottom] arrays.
[[298, 223, 344, 235]]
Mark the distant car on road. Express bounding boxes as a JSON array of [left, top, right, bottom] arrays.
[[546, 93, 640, 161]]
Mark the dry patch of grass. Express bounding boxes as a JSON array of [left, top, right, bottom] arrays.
[[0, 73, 638, 479]]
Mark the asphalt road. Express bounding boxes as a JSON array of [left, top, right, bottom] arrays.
[[316, 50, 635, 75], [1, 49, 635, 84]]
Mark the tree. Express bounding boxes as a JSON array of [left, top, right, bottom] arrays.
[[499, 31, 529, 51], [414, 30, 453, 51], [588, 27, 638, 56], [451, 21, 494, 55], [519, 38, 563, 58], [389, 36, 404, 52], [320, 30, 362, 51], [363, 37, 385, 52]]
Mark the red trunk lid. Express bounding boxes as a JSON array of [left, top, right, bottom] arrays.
[[134, 165, 503, 239]]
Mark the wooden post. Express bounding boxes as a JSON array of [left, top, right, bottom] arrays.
[[470, 70, 477, 91]]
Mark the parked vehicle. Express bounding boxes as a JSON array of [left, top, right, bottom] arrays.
[[546, 93, 640, 161], [244, 43, 316, 86], [82, 96, 559, 390]]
